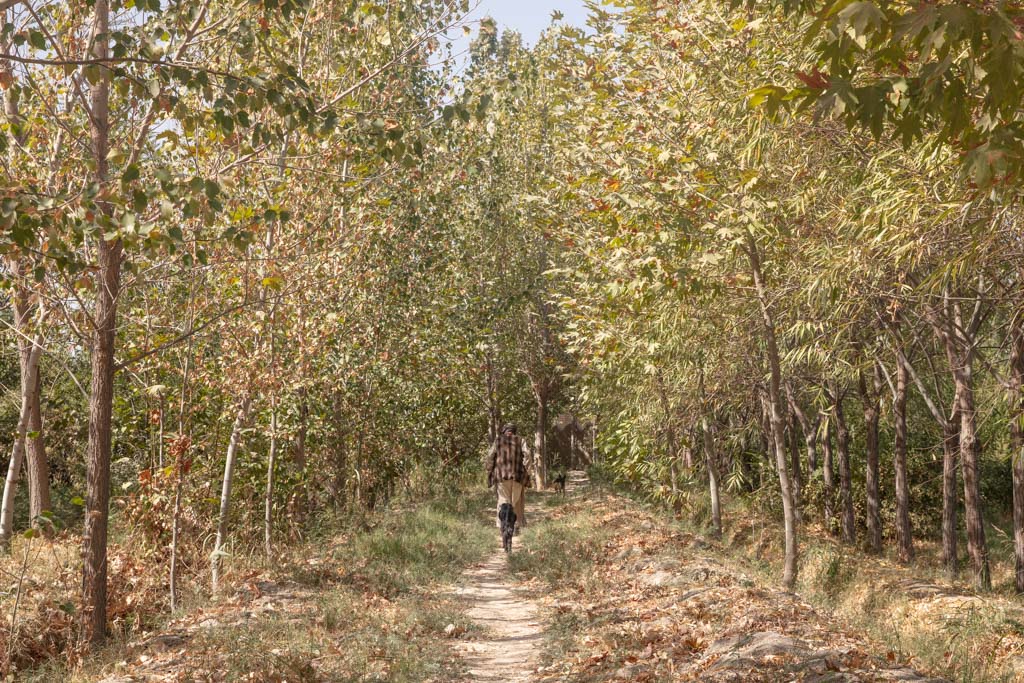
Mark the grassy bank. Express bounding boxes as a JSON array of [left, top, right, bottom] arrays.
[[613, 473, 1024, 683], [716, 498, 1024, 683], [12, 483, 496, 682]]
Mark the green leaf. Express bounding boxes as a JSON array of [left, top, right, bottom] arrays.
[[28, 30, 46, 51], [122, 164, 140, 183]]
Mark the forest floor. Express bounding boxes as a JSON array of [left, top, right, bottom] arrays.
[[10, 473, 1024, 681]]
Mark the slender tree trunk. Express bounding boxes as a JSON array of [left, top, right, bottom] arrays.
[[168, 434, 189, 612], [81, 0, 120, 647], [0, 290, 46, 546], [859, 368, 882, 554], [1011, 315, 1024, 592], [212, 397, 252, 592], [0, 20, 48, 539], [486, 353, 501, 443], [170, 279, 195, 613], [0, 325, 43, 549], [822, 418, 835, 533], [702, 416, 722, 537], [897, 344, 957, 574], [893, 357, 913, 563], [956, 366, 991, 590], [0, 399, 30, 551], [833, 389, 855, 545], [805, 423, 819, 472], [746, 234, 797, 588], [942, 409, 960, 576], [294, 388, 309, 517], [655, 373, 679, 461], [787, 387, 820, 481], [788, 410, 803, 522], [264, 403, 278, 559], [26, 366, 50, 533], [533, 394, 548, 489]]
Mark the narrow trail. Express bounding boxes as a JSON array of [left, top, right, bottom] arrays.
[[454, 473, 588, 682], [454, 550, 544, 682]]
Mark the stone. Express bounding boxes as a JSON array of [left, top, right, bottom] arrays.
[[706, 631, 809, 669], [615, 663, 646, 679], [141, 634, 188, 653], [641, 571, 676, 587]]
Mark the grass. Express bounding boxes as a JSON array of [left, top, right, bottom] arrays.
[[9, 480, 497, 682], [335, 491, 495, 596], [508, 497, 612, 588], [506, 489, 617, 672]]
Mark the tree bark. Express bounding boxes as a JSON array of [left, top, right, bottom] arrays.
[[486, 353, 501, 443], [82, 0, 118, 645], [822, 417, 835, 533], [0, 304, 45, 549], [788, 410, 803, 522], [955, 365, 991, 590], [942, 409, 960, 577], [26, 366, 50, 532], [212, 397, 252, 592], [533, 393, 548, 489], [937, 293, 990, 590], [264, 403, 278, 559], [786, 387, 820, 517], [746, 234, 797, 588], [893, 356, 913, 563], [702, 416, 722, 537], [833, 386, 855, 545], [1011, 314, 1024, 592], [897, 346, 957, 574], [294, 388, 309, 517], [859, 368, 882, 554]]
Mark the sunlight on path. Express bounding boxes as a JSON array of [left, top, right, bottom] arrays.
[[452, 472, 589, 682], [454, 550, 544, 682]]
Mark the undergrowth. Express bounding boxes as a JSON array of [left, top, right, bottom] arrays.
[[8, 481, 495, 682]]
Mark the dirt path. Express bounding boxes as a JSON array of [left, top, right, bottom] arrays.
[[454, 474, 584, 683], [455, 549, 544, 682]]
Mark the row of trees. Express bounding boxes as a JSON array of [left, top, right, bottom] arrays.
[[0, 1, 580, 658], [520, 0, 1024, 594]]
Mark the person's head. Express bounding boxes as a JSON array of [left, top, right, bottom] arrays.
[[501, 423, 517, 436]]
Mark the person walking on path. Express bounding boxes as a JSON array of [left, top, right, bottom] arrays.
[[486, 423, 529, 532]]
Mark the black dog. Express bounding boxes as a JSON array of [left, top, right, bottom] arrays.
[[553, 473, 567, 494], [498, 502, 517, 553]]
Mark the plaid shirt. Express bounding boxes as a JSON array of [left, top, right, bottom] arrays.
[[486, 433, 528, 486]]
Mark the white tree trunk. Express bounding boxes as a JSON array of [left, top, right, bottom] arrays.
[[0, 316, 45, 550], [212, 397, 252, 592]]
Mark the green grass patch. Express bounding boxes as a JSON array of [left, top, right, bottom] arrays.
[[508, 501, 612, 588], [333, 488, 495, 597]]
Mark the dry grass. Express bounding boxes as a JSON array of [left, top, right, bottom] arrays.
[[511, 487, 914, 681], [691, 494, 1024, 683], [3, 484, 497, 681]]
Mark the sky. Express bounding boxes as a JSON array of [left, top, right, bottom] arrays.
[[464, 0, 591, 46]]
